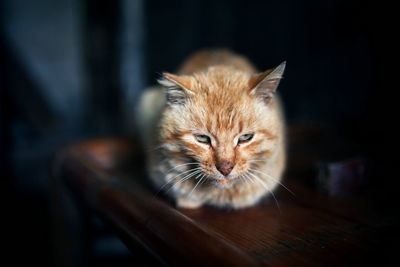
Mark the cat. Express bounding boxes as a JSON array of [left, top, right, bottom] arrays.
[[137, 49, 286, 209]]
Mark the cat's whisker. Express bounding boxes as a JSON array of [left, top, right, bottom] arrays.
[[248, 159, 269, 163], [167, 167, 202, 181], [184, 172, 205, 191], [248, 168, 295, 196], [193, 172, 204, 180], [242, 173, 257, 190], [173, 169, 202, 185], [200, 174, 209, 185], [247, 171, 281, 213], [180, 170, 202, 183], [239, 174, 251, 187], [243, 173, 256, 184], [154, 167, 202, 195], [165, 169, 203, 194], [154, 176, 181, 196], [166, 162, 201, 174], [188, 173, 207, 197]]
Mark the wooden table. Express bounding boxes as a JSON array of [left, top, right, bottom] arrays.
[[53, 135, 398, 266]]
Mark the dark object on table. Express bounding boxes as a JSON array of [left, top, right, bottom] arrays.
[[316, 157, 366, 196]]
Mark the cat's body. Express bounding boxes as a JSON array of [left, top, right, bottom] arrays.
[[137, 49, 286, 209]]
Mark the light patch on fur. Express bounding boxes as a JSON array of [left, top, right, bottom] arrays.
[[138, 49, 286, 209]]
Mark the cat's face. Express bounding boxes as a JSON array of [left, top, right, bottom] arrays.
[[159, 65, 284, 188]]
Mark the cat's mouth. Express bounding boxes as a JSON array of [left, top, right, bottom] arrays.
[[212, 177, 234, 189], [218, 178, 230, 186]]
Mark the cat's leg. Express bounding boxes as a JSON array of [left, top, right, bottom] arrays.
[[176, 197, 203, 209]]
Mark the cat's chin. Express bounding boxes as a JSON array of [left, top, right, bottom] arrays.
[[212, 178, 234, 189]]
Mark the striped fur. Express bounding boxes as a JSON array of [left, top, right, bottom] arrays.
[[138, 49, 286, 209]]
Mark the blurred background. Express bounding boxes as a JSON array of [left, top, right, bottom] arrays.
[[1, 0, 395, 266]]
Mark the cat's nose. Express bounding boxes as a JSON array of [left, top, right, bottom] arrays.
[[217, 161, 234, 176]]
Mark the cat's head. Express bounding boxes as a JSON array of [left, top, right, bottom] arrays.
[[158, 63, 285, 188]]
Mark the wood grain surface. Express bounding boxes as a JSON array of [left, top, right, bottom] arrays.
[[54, 131, 398, 266]]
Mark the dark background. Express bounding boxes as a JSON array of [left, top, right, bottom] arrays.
[[0, 0, 396, 266]]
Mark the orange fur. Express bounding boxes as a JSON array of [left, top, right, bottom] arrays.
[[139, 49, 286, 209]]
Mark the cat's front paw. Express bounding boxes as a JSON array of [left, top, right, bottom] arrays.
[[176, 197, 203, 209]]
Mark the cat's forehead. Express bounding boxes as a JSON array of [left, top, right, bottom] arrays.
[[189, 97, 262, 136], [192, 66, 252, 93], [189, 69, 255, 112], [183, 67, 268, 134]]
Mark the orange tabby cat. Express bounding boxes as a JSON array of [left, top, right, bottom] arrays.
[[137, 49, 286, 209]]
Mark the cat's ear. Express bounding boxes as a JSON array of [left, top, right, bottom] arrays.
[[158, 73, 194, 105], [250, 61, 286, 104]]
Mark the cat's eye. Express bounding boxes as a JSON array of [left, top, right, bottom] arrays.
[[238, 133, 254, 144], [195, 135, 211, 144]]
